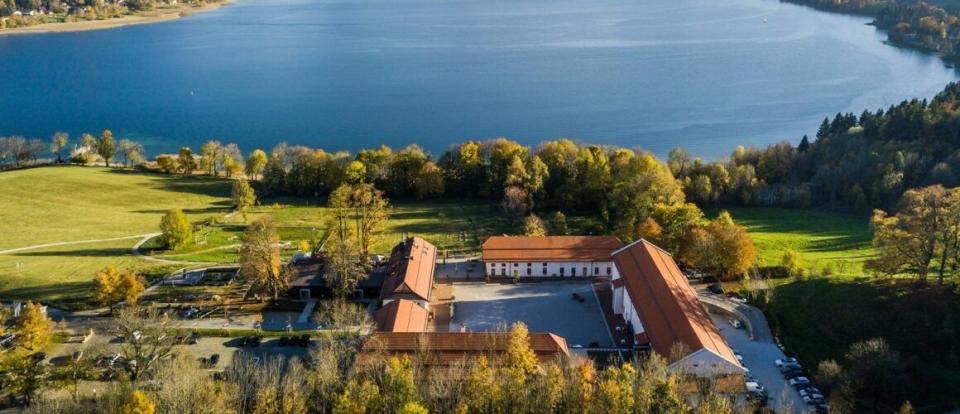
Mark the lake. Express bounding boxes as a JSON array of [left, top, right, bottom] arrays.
[[0, 0, 956, 158]]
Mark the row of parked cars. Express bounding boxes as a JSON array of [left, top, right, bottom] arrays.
[[775, 357, 829, 412]]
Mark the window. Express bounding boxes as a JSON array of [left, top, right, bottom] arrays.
[[583, 267, 588, 276], [543, 262, 548, 266], [501, 263, 506, 267], [526, 268, 531, 276], [571, 267, 576, 276], [606, 267, 612, 275], [559, 267, 565, 275], [542, 268, 547, 276], [594, 267, 600, 275], [513, 263, 518, 267]]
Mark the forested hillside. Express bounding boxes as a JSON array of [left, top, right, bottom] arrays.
[[673, 82, 960, 210]]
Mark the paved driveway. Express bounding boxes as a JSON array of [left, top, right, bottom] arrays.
[[450, 282, 613, 347], [711, 315, 807, 413]]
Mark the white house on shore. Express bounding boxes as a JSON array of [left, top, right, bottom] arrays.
[[481, 236, 624, 278], [610, 239, 745, 377]]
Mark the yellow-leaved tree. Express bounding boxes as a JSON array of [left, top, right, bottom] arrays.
[[15, 301, 53, 351], [121, 390, 156, 414]]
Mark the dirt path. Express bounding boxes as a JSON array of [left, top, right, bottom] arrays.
[[0, 234, 153, 255]]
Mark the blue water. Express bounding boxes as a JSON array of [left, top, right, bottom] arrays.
[[0, 0, 956, 158]]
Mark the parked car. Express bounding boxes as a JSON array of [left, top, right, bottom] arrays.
[[728, 319, 743, 329], [775, 357, 799, 367], [97, 353, 121, 367], [0, 333, 16, 349], [782, 368, 805, 380], [30, 352, 46, 363], [779, 362, 802, 372], [803, 394, 825, 405], [707, 284, 724, 295], [789, 377, 811, 387]]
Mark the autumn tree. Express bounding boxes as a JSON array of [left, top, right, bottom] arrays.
[[232, 179, 257, 217], [177, 147, 196, 174], [49, 132, 68, 163], [159, 209, 192, 250], [121, 390, 156, 414], [97, 129, 116, 167], [239, 217, 285, 300], [200, 140, 223, 176], [380, 356, 420, 413], [684, 211, 756, 280], [94, 266, 145, 313], [333, 379, 381, 414], [246, 149, 269, 179], [14, 301, 53, 351], [866, 185, 960, 283], [523, 214, 547, 236], [118, 138, 145, 167], [115, 309, 176, 381]]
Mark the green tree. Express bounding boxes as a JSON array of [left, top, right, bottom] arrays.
[[548, 211, 569, 235], [333, 379, 381, 414], [413, 161, 445, 199], [781, 249, 804, 279], [232, 179, 257, 217], [159, 209, 192, 249]]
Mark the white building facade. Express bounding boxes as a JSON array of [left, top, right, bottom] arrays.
[[481, 236, 624, 279]]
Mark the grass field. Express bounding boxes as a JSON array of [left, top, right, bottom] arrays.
[[0, 166, 233, 250], [0, 167, 513, 307], [714, 206, 875, 276]]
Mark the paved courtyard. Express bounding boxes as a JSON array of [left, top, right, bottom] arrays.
[[449, 282, 614, 347]]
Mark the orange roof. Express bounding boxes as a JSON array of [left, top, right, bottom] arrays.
[[374, 299, 429, 332], [613, 240, 740, 365], [359, 331, 569, 365], [482, 236, 623, 262], [380, 237, 436, 302]]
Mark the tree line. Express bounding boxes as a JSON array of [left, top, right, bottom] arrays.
[[11, 315, 750, 414], [669, 82, 960, 212], [783, 0, 960, 62], [0, 0, 221, 27]]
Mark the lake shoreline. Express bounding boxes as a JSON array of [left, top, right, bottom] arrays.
[[0, 1, 232, 36]]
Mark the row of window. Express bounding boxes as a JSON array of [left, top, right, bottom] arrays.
[[487, 262, 612, 276]]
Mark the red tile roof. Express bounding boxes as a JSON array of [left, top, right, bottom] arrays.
[[380, 237, 436, 302], [613, 240, 740, 365], [482, 236, 623, 262], [374, 299, 429, 333], [359, 331, 569, 365]]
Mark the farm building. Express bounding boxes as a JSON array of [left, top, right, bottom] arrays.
[[374, 299, 429, 333], [610, 239, 745, 377], [380, 237, 436, 310], [481, 236, 623, 278], [357, 331, 569, 368]]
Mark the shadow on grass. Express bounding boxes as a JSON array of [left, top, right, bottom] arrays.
[[104, 168, 233, 198], [12, 247, 132, 258], [0, 281, 95, 310]]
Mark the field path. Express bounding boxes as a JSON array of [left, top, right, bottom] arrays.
[[0, 234, 152, 255]]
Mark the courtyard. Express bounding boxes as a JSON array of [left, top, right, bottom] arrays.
[[449, 282, 614, 348]]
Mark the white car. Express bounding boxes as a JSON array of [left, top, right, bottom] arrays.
[[789, 377, 811, 387], [775, 357, 798, 367]]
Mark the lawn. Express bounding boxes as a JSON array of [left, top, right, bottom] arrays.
[[0, 166, 513, 306], [713, 206, 875, 276], [0, 166, 233, 250]]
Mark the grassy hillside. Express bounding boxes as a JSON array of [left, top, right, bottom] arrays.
[[0, 166, 512, 307], [716, 206, 875, 276], [767, 279, 960, 410], [0, 166, 233, 250]]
